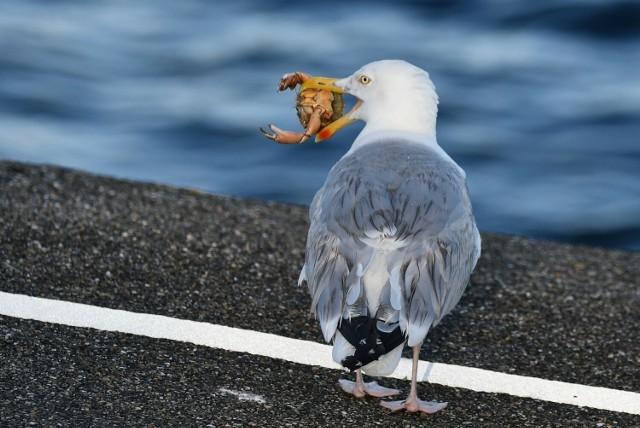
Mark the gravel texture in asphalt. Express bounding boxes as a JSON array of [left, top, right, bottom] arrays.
[[1, 161, 638, 426]]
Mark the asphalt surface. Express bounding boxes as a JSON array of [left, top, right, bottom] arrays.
[[1, 160, 639, 427]]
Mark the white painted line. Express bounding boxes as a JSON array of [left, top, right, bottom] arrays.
[[1, 291, 638, 416]]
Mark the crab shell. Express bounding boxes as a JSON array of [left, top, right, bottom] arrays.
[[295, 88, 344, 130]]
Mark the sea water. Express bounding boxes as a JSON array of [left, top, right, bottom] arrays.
[[1, 0, 638, 250]]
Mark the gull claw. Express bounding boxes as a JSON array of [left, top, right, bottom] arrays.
[[339, 379, 400, 398], [380, 397, 448, 414]]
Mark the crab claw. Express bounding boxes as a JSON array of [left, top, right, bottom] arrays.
[[260, 124, 308, 144], [278, 72, 311, 92], [260, 106, 325, 145]]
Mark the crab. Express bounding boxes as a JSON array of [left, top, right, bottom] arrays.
[[260, 72, 345, 144]]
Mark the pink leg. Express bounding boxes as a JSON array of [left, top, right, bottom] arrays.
[[339, 369, 400, 398], [380, 345, 448, 413]]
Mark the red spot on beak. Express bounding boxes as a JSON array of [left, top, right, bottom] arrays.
[[318, 128, 333, 141]]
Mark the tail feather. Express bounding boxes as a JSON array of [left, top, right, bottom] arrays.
[[337, 315, 404, 372]]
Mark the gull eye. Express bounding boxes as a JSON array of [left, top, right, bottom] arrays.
[[359, 75, 372, 86]]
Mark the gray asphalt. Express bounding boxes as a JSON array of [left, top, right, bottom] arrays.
[[1, 161, 639, 427]]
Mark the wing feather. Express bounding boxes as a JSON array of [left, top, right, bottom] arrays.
[[299, 140, 481, 346]]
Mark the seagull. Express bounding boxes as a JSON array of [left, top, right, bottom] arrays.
[[297, 60, 481, 413]]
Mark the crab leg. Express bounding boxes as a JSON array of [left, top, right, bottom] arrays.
[[259, 106, 324, 144], [301, 107, 324, 141]]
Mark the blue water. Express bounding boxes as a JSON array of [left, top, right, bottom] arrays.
[[1, 0, 639, 250]]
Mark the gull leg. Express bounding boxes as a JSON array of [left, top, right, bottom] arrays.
[[339, 369, 400, 398], [380, 345, 448, 413]]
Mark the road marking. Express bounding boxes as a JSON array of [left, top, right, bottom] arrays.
[[1, 291, 638, 415], [217, 388, 267, 404]]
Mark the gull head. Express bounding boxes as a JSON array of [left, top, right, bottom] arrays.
[[301, 60, 439, 142]]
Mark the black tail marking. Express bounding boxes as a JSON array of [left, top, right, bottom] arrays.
[[338, 315, 404, 371]]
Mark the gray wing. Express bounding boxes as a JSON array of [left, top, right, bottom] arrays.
[[300, 141, 481, 345]]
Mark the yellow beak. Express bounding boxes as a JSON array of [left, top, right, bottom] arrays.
[[299, 77, 345, 93], [300, 76, 360, 142], [315, 101, 360, 142]]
